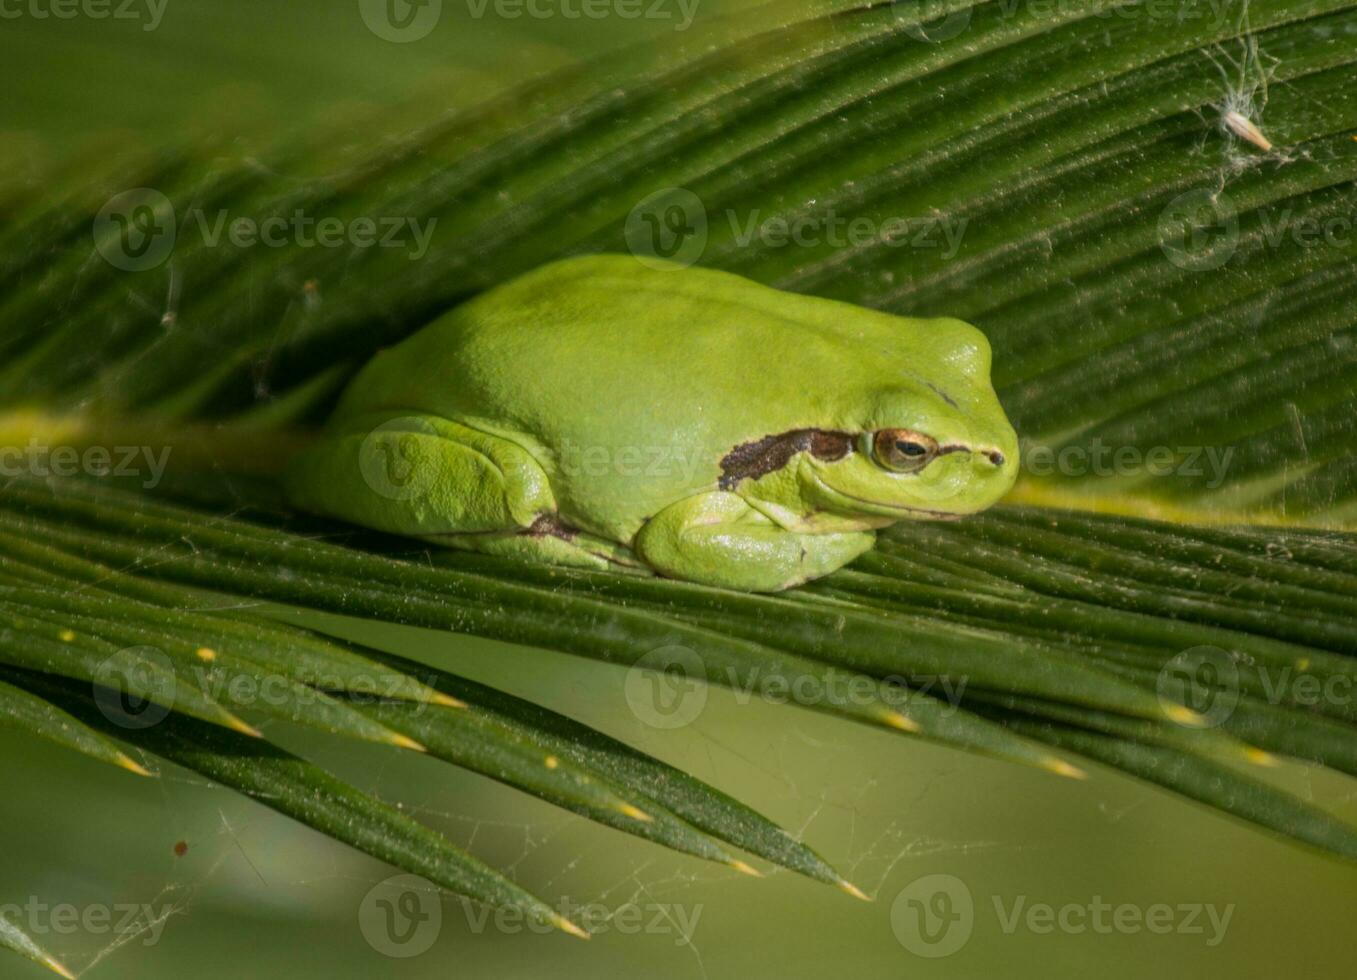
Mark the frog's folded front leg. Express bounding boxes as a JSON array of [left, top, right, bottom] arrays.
[[633, 491, 875, 592]]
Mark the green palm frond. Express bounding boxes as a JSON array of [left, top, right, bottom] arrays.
[[3, 0, 1357, 963], [4, 476, 1357, 863]]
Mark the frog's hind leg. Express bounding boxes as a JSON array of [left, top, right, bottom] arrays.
[[285, 411, 556, 537], [434, 515, 650, 574], [286, 412, 644, 572], [633, 491, 874, 592]]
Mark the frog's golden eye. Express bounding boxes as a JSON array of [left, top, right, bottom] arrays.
[[872, 429, 939, 473]]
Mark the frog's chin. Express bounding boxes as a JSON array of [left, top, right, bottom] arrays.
[[805, 471, 970, 521]]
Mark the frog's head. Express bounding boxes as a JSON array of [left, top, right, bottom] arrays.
[[802, 319, 1020, 521]]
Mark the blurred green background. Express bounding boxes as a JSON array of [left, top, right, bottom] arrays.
[[2, 2, 1355, 977]]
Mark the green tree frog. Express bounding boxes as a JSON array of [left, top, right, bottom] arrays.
[[285, 254, 1019, 592]]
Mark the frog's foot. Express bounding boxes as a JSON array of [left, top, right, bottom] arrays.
[[431, 515, 649, 574], [633, 491, 875, 592], [285, 412, 555, 537]]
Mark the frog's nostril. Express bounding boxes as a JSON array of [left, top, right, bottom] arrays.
[[985, 450, 1005, 467]]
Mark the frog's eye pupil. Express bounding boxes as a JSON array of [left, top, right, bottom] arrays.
[[872, 429, 939, 473]]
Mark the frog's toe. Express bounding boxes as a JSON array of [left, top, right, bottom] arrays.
[[433, 516, 649, 574]]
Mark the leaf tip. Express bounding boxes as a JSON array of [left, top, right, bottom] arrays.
[[116, 753, 154, 778], [1245, 747, 1280, 768], [227, 716, 264, 739], [882, 711, 921, 734], [1162, 704, 1207, 728], [1042, 757, 1086, 780], [41, 953, 76, 980], [837, 879, 872, 902], [551, 915, 591, 940], [389, 733, 427, 753]]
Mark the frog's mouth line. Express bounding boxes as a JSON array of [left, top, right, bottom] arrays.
[[806, 471, 966, 520]]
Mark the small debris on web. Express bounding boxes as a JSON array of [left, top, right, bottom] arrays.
[[1198, 16, 1295, 176], [1222, 110, 1272, 152]]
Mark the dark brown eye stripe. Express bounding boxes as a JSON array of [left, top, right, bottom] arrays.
[[939, 444, 1006, 466], [719, 429, 854, 489]]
